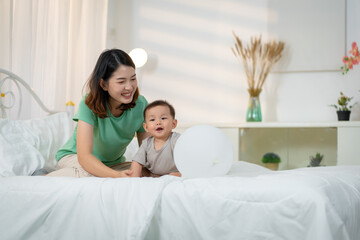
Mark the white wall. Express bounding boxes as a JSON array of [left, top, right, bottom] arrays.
[[107, 0, 360, 124], [107, 0, 133, 52]]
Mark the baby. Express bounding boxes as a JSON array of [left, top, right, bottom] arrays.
[[130, 100, 181, 177]]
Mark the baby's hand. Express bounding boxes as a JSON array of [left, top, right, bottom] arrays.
[[169, 172, 182, 177]]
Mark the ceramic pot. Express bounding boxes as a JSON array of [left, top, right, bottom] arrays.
[[337, 111, 351, 121], [265, 163, 279, 171]]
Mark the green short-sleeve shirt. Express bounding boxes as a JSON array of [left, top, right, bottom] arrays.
[[55, 95, 148, 166]]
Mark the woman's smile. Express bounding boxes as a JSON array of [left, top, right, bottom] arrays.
[[121, 91, 133, 99]]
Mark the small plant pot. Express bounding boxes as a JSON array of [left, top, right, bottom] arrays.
[[337, 111, 351, 121], [265, 163, 279, 171], [310, 159, 321, 167]]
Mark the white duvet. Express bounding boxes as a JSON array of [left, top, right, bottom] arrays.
[[148, 165, 360, 240], [0, 176, 173, 240], [0, 162, 359, 240]]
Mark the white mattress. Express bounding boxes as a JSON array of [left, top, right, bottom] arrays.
[[0, 162, 359, 240]]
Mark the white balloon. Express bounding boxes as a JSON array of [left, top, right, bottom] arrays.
[[174, 125, 233, 178]]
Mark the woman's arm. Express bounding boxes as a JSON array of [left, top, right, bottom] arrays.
[[77, 120, 132, 178], [136, 131, 151, 146]]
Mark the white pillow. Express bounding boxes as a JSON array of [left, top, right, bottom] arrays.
[[123, 137, 140, 162], [0, 112, 72, 176]]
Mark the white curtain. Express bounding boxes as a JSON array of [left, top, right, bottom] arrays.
[[0, 0, 108, 119]]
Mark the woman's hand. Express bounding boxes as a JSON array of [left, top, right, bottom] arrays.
[[117, 169, 133, 178]]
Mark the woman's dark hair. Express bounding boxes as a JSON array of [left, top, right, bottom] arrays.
[[84, 49, 139, 118], [144, 100, 176, 119]]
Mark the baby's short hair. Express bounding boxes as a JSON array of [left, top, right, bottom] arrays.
[[144, 100, 175, 119]]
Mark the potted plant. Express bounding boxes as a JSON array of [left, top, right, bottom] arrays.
[[231, 33, 285, 122], [330, 92, 356, 121], [308, 152, 324, 167], [262, 152, 281, 170]]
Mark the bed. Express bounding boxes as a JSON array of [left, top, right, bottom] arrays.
[[1, 69, 360, 240]]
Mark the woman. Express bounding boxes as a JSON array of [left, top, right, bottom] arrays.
[[48, 49, 149, 178]]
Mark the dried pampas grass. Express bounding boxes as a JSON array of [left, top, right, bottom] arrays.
[[231, 32, 285, 97]]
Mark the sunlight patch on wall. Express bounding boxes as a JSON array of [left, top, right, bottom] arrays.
[[132, 0, 268, 123]]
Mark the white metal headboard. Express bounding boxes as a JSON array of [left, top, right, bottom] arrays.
[[0, 68, 58, 119]]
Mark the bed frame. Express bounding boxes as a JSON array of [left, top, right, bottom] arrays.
[[0, 68, 59, 119]]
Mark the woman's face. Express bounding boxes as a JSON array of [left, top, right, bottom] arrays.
[[101, 65, 137, 108]]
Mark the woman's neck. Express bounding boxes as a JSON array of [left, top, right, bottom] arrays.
[[109, 104, 123, 117]]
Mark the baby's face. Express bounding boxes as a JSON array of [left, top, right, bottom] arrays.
[[144, 105, 177, 140]]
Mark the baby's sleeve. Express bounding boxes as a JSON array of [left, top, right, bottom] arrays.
[[132, 140, 147, 166]]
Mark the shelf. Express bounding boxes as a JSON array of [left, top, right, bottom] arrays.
[[178, 121, 360, 129], [176, 121, 360, 169]]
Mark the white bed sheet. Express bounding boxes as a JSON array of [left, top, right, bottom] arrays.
[[0, 162, 359, 240]]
